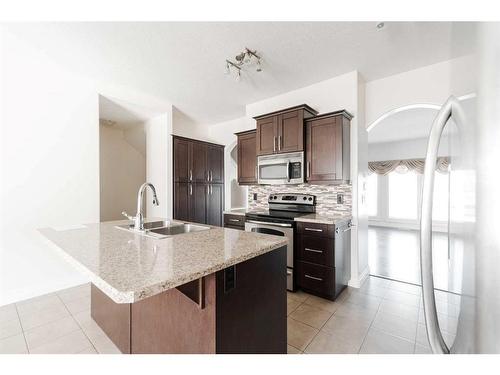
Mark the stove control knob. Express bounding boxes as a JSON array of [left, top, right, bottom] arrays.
[[303, 197, 307, 200], [308, 197, 313, 201]]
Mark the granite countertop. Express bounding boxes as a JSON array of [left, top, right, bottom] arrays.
[[39, 220, 287, 304], [222, 208, 248, 216], [294, 213, 352, 225]]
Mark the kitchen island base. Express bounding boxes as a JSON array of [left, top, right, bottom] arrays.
[[91, 245, 287, 354]]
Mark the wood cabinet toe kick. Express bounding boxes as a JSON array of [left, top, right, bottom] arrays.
[[90, 245, 287, 354]]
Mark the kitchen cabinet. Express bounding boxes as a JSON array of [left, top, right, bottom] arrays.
[[305, 110, 352, 184], [235, 130, 257, 185], [223, 214, 245, 230], [254, 104, 317, 156], [295, 220, 351, 301], [206, 184, 223, 227], [173, 136, 224, 226], [207, 144, 224, 184]]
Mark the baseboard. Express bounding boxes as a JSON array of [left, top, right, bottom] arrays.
[[348, 265, 370, 288]]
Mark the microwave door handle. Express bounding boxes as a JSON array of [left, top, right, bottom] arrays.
[[287, 161, 291, 182]]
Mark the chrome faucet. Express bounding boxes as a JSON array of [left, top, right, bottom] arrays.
[[122, 182, 160, 231]]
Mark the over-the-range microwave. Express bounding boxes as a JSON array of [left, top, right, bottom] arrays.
[[257, 151, 304, 185]]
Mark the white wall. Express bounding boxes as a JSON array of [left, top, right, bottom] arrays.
[[365, 55, 475, 127], [208, 117, 251, 210], [0, 28, 173, 305], [368, 137, 450, 162], [145, 113, 173, 219], [99, 124, 146, 221], [0, 29, 99, 305]]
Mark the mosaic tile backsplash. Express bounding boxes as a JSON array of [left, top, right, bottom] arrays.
[[247, 184, 352, 215]]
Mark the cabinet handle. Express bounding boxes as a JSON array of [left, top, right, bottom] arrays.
[[304, 274, 323, 282], [229, 219, 240, 222], [210, 185, 212, 195], [189, 170, 193, 181], [189, 184, 193, 195], [209, 170, 212, 181], [273, 136, 276, 152], [305, 227, 323, 232], [305, 248, 323, 254], [255, 166, 258, 180], [307, 161, 311, 178], [278, 135, 281, 151]]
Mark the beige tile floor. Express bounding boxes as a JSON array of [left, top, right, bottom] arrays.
[[0, 276, 460, 354], [287, 276, 459, 354]]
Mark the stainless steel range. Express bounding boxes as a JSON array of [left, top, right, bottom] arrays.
[[244, 193, 316, 291]]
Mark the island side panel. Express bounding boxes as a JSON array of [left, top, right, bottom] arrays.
[[216, 245, 287, 354], [130, 274, 217, 354], [91, 284, 131, 353]]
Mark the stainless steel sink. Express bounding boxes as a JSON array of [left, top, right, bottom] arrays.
[[115, 220, 210, 238], [149, 223, 210, 236]]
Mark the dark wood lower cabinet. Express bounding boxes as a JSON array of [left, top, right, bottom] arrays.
[[207, 184, 223, 227], [295, 221, 350, 301], [90, 246, 287, 354]]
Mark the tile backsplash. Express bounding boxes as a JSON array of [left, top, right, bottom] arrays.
[[247, 184, 352, 215]]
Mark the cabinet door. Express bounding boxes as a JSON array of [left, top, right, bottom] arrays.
[[190, 142, 208, 183], [190, 184, 207, 224], [256, 116, 278, 156], [306, 116, 342, 183], [237, 131, 257, 184], [207, 145, 224, 184], [278, 110, 304, 153], [173, 183, 190, 221], [207, 184, 223, 227], [173, 138, 190, 182]]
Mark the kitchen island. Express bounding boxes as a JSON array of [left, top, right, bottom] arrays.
[[40, 220, 288, 354]]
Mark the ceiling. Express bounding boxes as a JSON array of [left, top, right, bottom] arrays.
[[99, 95, 163, 129], [5, 22, 475, 124]]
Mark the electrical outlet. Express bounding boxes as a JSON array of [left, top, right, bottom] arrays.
[[337, 194, 344, 204], [253, 193, 258, 201]]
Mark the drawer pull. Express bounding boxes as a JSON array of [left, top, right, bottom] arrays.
[[305, 248, 323, 254], [305, 228, 323, 232], [304, 274, 323, 282], [228, 219, 241, 222]]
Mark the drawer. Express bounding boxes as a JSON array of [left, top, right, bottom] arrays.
[[296, 221, 334, 238], [298, 235, 334, 267], [224, 224, 244, 231], [223, 214, 245, 227], [297, 261, 335, 298]]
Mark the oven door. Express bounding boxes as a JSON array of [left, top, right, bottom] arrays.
[[245, 220, 294, 291], [257, 152, 304, 185]]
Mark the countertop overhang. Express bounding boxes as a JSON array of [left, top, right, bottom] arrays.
[[39, 220, 288, 304]]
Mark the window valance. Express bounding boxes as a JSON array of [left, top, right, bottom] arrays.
[[368, 157, 449, 175]]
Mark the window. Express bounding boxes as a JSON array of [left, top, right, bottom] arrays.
[[367, 173, 378, 217], [388, 171, 418, 219], [432, 172, 449, 222]]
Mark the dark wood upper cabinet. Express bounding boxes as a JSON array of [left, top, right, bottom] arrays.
[[207, 144, 224, 184], [254, 104, 317, 156], [191, 142, 208, 183], [236, 130, 257, 185], [173, 138, 190, 182], [306, 110, 352, 184], [278, 110, 304, 153], [255, 116, 277, 156]]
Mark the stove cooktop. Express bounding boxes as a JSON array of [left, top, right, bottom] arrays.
[[245, 209, 310, 221]]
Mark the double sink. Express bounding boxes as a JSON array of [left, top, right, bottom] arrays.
[[115, 220, 210, 239]]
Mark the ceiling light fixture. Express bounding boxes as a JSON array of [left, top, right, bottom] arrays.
[[225, 47, 262, 80]]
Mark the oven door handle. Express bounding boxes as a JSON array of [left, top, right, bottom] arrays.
[[246, 220, 293, 228]]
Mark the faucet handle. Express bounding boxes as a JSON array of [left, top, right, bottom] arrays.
[[122, 211, 135, 221]]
